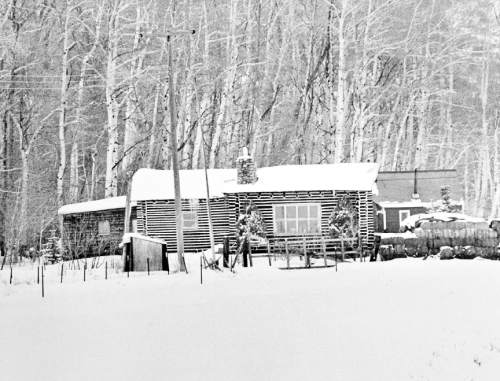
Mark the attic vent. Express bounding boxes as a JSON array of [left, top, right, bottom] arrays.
[[237, 147, 258, 185]]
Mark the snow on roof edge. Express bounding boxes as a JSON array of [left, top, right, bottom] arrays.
[[58, 196, 136, 215]]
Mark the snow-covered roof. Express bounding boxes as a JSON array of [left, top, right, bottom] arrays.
[[131, 168, 235, 201], [58, 196, 136, 215], [130, 163, 379, 201], [378, 199, 464, 209], [400, 212, 485, 231], [224, 163, 379, 194]]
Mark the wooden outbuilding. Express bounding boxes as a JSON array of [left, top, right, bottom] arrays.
[[375, 169, 463, 233], [58, 196, 137, 258]]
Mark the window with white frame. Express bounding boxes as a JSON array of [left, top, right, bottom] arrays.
[[183, 199, 199, 230], [399, 210, 410, 227], [273, 204, 321, 235], [98, 220, 110, 236]]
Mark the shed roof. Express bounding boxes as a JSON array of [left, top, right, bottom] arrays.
[[130, 163, 379, 201], [375, 169, 461, 204], [58, 196, 137, 215]]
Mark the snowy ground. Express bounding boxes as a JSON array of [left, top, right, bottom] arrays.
[[1, 255, 500, 381]]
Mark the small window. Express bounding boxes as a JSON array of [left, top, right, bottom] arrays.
[[399, 210, 410, 227], [273, 204, 321, 235], [182, 199, 199, 230], [98, 220, 110, 236], [182, 211, 198, 229]]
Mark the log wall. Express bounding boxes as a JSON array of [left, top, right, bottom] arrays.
[[136, 198, 231, 253], [227, 190, 375, 249], [63, 207, 136, 258]]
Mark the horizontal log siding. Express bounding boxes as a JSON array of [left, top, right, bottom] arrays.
[[63, 208, 137, 257], [137, 198, 231, 253], [234, 190, 375, 249]]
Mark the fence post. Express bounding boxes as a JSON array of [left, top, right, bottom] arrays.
[[267, 242, 272, 266], [147, 258, 150, 276], [60, 263, 63, 283], [242, 239, 248, 268], [223, 236, 230, 268], [302, 238, 309, 268], [9, 265, 12, 284], [37, 266, 40, 284], [285, 239, 290, 269], [340, 235, 345, 262], [41, 266, 45, 298], [322, 237, 327, 266], [105, 261, 108, 280], [83, 263, 86, 282], [248, 241, 253, 267], [200, 256, 203, 285]]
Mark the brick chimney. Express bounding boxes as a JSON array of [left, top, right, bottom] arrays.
[[237, 147, 258, 184]]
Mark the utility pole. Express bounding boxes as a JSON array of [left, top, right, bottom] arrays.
[[163, 29, 195, 272], [201, 133, 216, 261]]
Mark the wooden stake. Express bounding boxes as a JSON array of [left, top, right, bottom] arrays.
[[147, 258, 150, 276], [9, 265, 12, 284], [248, 241, 253, 267], [341, 235, 345, 262], [37, 266, 40, 284], [41, 266, 45, 298], [105, 261, 108, 280], [285, 239, 290, 269], [335, 247, 338, 272], [302, 238, 308, 268], [200, 256, 203, 285], [322, 237, 327, 266], [83, 263, 86, 282], [60, 263, 63, 283], [267, 242, 272, 266]]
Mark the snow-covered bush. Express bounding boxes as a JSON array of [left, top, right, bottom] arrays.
[[328, 196, 358, 238], [236, 202, 266, 247]]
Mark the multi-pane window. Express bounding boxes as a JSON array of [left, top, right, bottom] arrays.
[[183, 199, 199, 230], [273, 204, 321, 235], [98, 220, 110, 236]]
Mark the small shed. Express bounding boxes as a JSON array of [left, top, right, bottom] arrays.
[[58, 196, 137, 258], [375, 169, 463, 233]]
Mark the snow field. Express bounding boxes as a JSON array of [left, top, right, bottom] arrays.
[[1, 256, 500, 381]]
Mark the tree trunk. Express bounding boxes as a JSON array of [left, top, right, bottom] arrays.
[[104, 8, 120, 198], [57, 5, 70, 235], [333, 0, 349, 163], [208, 0, 238, 168]]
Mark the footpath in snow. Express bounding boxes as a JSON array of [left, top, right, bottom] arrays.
[[1, 255, 500, 381]]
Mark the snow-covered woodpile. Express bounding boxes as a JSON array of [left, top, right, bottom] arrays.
[[376, 214, 500, 260]]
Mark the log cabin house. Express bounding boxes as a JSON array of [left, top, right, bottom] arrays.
[[59, 155, 380, 257], [130, 156, 379, 252], [374, 169, 463, 233]]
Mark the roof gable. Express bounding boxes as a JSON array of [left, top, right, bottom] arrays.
[[375, 169, 462, 203]]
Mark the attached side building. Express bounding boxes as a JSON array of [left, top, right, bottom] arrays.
[[58, 196, 137, 258], [375, 169, 463, 233]]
